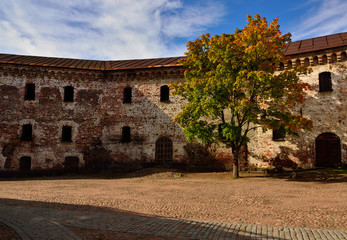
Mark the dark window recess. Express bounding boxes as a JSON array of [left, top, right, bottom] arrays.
[[160, 85, 170, 102], [21, 124, 33, 141], [121, 126, 131, 142], [20, 156, 31, 171], [319, 72, 332, 92], [64, 156, 79, 173], [24, 83, 35, 100], [123, 87, 132, 103], [62, 126, 72, 142], [273, 126, 285, 141], [64, 86, 74, 102]]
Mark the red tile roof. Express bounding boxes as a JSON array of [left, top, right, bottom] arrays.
[[285, 32, 347, 55], [0, 33, 346, 70], [0, 53, 183, 70]]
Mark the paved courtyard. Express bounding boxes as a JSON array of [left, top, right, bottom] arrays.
[[0, 169, 346, 239], [1, 203, 347, 240]]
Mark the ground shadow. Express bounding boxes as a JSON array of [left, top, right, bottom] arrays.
[[249, 167, 347, 183], [0, 198, 285, 240]]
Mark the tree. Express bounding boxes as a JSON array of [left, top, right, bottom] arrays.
[[172, 14, 313, 178]]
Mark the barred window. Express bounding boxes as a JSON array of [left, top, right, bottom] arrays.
[[319, 72, 332, 92]]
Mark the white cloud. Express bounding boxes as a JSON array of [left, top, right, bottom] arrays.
[[291, 0, 347, 40], [0, 0, 225, 60]]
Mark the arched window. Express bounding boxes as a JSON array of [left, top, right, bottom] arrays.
[[278, 62, 284, 71], [304, 58, 310, 67], [319, 72, 332, 92], [160, 85, 169, 102], [313, 56, 318, 65], [341, 51, 346, 61], [295, 59, 301, 68], [321, 55, 327, 64], [123, 87, 132, 103], [121, 126, 131, 142], [331, 53, 337, 63], [286, 60, 292, 69], [155, 137, 173, 164]]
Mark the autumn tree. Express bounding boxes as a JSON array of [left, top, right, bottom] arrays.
[[172, 14, 313, 178]]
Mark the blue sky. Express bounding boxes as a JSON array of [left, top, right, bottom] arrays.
[[0, 0, 346, 60]]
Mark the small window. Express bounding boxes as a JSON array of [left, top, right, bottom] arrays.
[[273, 126, 285, 141], [321, 55, 327, 64], [286, 60, 292, 69], [24, 83, 35, 100], [21, 124, 33, 141], [319, 72, 332, 92], [121, 126, 131, 142], [123, 87, 132, 103], [313, 56, 318, 66], [20, 156, 31, 171], [295, 59, 301, 68], [64, 86, 74, 102], [160, 85, 169, 102], [304, 58, 310, 67], [278, 62, 284, 71], [62, 126, 72, 142]]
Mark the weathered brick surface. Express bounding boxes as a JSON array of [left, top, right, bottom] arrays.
[[249, 56, 347, 168], [0, 47, 346, 171], [0, 65, 187, 171]]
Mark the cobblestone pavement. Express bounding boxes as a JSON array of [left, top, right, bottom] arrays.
[[1, 203, 346, 240]]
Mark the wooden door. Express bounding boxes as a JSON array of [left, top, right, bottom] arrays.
[[316, 133, 341, 167]]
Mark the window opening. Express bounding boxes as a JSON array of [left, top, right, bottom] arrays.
[[21, 124, 33, 141], [64, 86, 74, 102], [123, 87, 132, 103], [121, 126, 131, 142], [273, 126, 285, 141], [319, 72, 332, 92], [155, 137, 173, 165], [20, 156, 31, 171], [160, 85, 169, 102], [322, 55, 327, 64], [62, 126, 72, 142], [286, 60, 292, 69], [64, 156, 79, 173], [295, 59, 301, 67], [24, 83, 35, 100]]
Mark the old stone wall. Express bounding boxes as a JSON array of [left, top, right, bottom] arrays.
[[0, 47, 346, 172], [248, 54, 347, 168], [0, 64, 188, 171]]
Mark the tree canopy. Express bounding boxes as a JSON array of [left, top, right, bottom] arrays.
[[172, 14, 313, 177]]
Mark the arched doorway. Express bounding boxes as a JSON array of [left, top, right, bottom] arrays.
[[155, 137, 173, 165], [315, 133, 341, 167], [64, 156, 79, 173]]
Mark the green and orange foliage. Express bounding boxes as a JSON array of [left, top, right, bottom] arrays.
[[171, 14, 313, 178]]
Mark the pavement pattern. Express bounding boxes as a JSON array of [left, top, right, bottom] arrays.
[[0, 203, 346, 240]]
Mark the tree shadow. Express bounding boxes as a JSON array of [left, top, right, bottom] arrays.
[[0, 198, 283, 240]]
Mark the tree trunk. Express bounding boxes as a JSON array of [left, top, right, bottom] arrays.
[[232, 149, 239, 178]]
